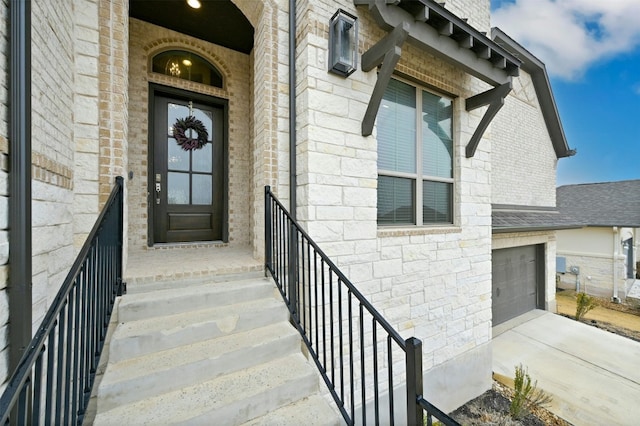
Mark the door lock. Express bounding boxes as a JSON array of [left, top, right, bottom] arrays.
[[155, 182, 161, 205]]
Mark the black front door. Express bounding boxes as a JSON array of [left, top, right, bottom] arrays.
[[152, 92, 224, 243]]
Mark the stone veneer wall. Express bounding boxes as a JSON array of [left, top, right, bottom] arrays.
[[73, 0, 100, 249], [294, 0, 496, 412], [0, 0, 8, 392], [491, 69, 558, 207], [127, 18, 251, 250], [31, 0, 77, 333]]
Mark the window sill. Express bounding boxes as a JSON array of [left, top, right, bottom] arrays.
[[377, 225, 462, 238]]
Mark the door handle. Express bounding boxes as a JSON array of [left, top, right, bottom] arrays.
[[155, 183, 161, 193]]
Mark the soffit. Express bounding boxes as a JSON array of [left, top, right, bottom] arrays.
[[129, 0, 254, 54]]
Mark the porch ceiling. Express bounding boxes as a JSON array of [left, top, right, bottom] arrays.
[[129, 0, 254, 54]]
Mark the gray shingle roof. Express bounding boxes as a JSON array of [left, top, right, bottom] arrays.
[[492, 205, 581, 233], [556, 180, 640, 227]]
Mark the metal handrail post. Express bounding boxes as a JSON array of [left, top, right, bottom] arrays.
[[406, 337, 424, 426], [264, 186, 272, 277], [115, 176, 125, 296], [288, 222, 297, 316]]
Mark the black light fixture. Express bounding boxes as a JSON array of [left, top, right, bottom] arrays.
[[328, 9, 358, 77]]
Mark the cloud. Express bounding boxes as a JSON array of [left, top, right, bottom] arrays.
[[492, 0, 640, 80]]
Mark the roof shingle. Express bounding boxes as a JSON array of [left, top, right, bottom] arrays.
[[556, 180, 640, 228]]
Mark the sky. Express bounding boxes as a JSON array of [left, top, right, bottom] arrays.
[[490, 0, 640, 186]]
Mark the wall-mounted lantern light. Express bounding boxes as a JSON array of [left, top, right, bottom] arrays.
[[328, 9, 358, 77]]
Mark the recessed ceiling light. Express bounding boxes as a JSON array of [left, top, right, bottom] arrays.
[[187, 0, 201, 9]]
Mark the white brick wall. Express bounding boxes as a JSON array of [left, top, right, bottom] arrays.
[[445, 0, 491, 34], [491, 70, 558, 207]]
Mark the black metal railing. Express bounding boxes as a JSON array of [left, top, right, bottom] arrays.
[[264, 186, 459, 426], [0, 176, 125, 425]]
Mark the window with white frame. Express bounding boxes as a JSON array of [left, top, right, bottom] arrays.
[[377, 78, 454, 226]]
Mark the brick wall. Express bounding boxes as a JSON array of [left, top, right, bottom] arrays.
[[236, 1, 282, 259], [445, 0, 490, 34], [491, 70, 558, 207], [127, 18, 251, 250]]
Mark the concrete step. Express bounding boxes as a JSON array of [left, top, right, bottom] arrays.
[[240, 395, 343, 426], [117, 277, 277, 322], [93, 353, 321, 426], [98, 322, 301, 412], [109, 296, 288, 362], [126, 270, 265, 294]]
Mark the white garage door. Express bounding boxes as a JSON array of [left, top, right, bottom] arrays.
[[492, 245, 542, 326]]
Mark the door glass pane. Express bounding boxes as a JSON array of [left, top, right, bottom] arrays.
[[168, 172, 189, 204], [377, 79, 416, 173], [192, 174, 212, 205], [192, 108, 213, 141], [377, 176, 415, 225], [168, 138, 189, 171], [423, 181, 452, 224], [192, 142, 212, 172], [168, 103, 189, 136], [422, 92, 453, 178]]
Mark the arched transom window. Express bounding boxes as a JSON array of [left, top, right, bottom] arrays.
[[152, 50, 223, 88]]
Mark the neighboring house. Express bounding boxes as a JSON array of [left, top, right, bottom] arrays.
[[556, 180, 640, 300], [0, 0, 574, 415]]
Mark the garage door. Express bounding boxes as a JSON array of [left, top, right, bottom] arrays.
[[492, 245, 542, 326]]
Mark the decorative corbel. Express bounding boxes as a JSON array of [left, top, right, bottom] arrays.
[[361, 21, 410, 136], [464, 81, 512, 158]]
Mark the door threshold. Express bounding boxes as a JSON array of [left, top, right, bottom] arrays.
[[149, 241, 227, 250]]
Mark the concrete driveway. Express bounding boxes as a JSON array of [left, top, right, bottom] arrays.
[[493, 310, 640, 425]]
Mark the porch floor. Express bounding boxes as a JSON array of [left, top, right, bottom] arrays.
[[124, 244, 263, 288]]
